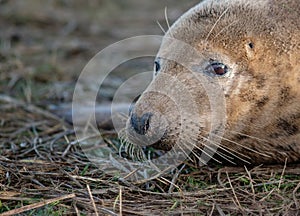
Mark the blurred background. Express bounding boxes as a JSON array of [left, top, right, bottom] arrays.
[[0, 0, 199, 108]]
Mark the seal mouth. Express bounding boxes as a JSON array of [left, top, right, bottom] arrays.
[[118, 126, 170, 161], [116, 108, 173, 161]]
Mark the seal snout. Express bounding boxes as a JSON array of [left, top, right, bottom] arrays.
[[130, 112, 152, 135]]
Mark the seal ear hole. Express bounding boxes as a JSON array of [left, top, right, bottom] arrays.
[[248, 42, 254, 49]]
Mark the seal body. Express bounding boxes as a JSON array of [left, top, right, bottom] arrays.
[[126, 0, 300, 164]]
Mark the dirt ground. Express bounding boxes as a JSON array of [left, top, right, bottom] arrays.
[[1, 0, 300, 215]]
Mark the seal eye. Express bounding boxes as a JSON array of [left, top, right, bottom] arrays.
[[208, 62, 229, 76], [154, 60, 161, 75]]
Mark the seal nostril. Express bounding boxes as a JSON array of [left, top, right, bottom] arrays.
[[130, 112, 152, 135], [142, 113, 152, 133]]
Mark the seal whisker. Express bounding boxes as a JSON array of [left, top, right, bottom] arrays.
[[175, 141, 194, 162], [205, 7, 230, 42], [211, 20, 238, 41], [185, 133, 250, 164], [208, 132, 271, 158], [229, 130, 273, 145], [164, 7, 171, 32], [117, 128, 147, 161], [180, 124, 252, 161], [182, 133, 232, 158], [195, 133, 252, 163], [156, 20, 166, 34], [180, 138, 220, 164], [190, 141, 234, 164], [179, 135, 231, 164]]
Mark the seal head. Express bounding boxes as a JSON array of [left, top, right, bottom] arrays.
[[126, 0, 300, 164]]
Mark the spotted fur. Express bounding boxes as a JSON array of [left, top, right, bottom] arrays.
[[126, 0, 300, 164]]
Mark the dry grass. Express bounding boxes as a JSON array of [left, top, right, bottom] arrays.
[[0, 96, 300, 215], [1, 0, 300, 215]]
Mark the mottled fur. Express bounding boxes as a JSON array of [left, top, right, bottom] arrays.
[[127, 0, 300, 164]]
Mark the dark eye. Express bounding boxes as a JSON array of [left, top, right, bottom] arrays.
[[207, 62, 229, 76], [154, 60, 161, 75]]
